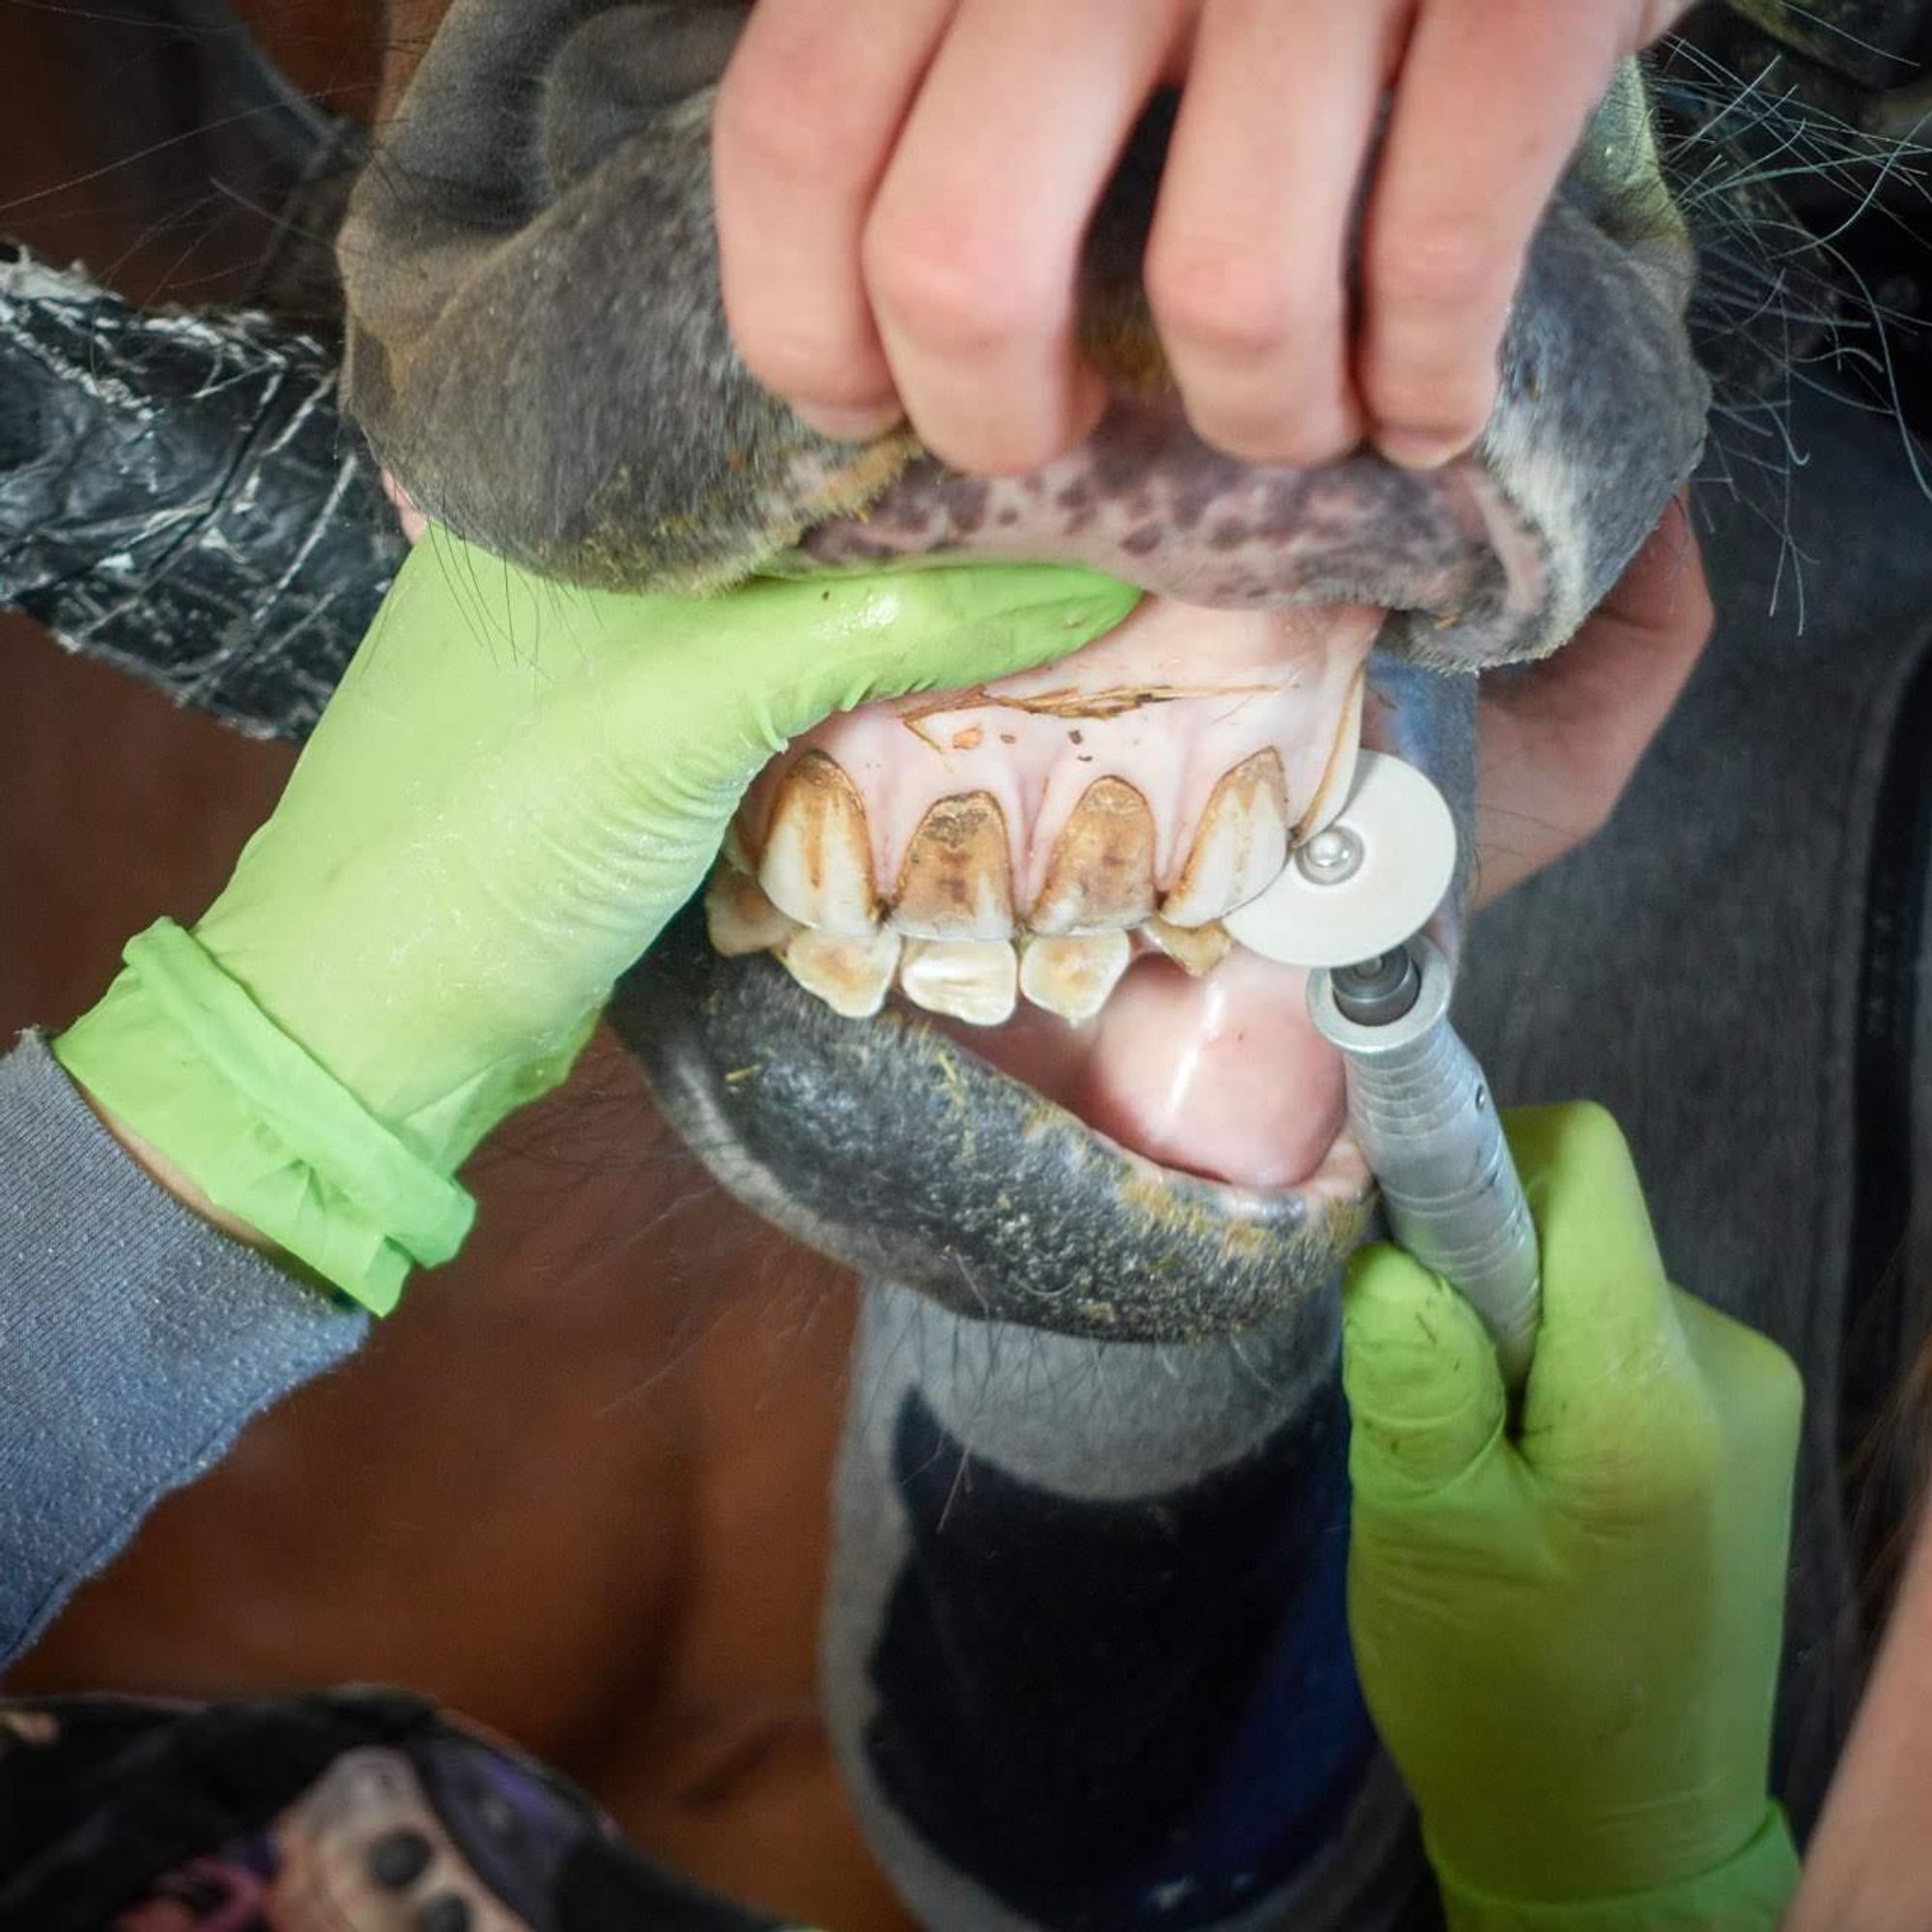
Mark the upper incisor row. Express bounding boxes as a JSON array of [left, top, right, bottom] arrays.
[[747, 747, 1309, 942]]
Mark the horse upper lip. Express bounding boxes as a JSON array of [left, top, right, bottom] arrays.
[[792, 425, 1552, 670]]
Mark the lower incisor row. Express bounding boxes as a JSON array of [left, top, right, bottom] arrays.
[[706, 867, 1233, 1026]]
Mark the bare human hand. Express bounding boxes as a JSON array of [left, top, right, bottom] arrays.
[[1472, 496, 1713, 909], [713, 0, 1692, 478]]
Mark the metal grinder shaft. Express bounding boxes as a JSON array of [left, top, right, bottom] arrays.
[[1308, 936, 1542, 1387]]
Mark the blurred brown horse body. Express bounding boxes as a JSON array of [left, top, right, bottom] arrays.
[[0, 5, 904, 1927]]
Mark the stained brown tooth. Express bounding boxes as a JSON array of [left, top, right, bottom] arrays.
[[1028, 777, 1158, 935], [1141, 916, 1234, 978], [1293, 666, 1367, 841], [1160, 751, 1290, 928], [757, 751, 879, 937], [779, 926, 902, 1020], [1019, 931, 1130, 1024], [722, 821, 755, 874], [705, 868, 801, 957], [899, 938, 1018, 1028], [892, 792, 1016, 940]]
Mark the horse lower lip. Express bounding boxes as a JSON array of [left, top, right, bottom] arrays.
[[616, 906, 1378, 1344], [922, 944, 1348, 1193]]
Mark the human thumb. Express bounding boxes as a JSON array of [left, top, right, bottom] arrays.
[[1342, 1244, 1507, 1498]]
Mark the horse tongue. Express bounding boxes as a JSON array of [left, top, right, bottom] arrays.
[[1069, 948, 1345, 1191]]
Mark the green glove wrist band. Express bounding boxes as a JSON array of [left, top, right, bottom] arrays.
[[53, 919, 477, 1315], [1434, 1803, 1801, 1932]]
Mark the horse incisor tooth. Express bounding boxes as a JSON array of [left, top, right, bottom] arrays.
[[705, 867, 801, 957], [1028, 777, 1158, 936], [1141, 916, 1234, 977], [779, 925, 903, 1020], [1293, 665, 1367, 841], [756, 750, 880, 937], [1160, 750, 1290, 927], [891, 792, 1015, 940], [899, 938, 1018, 1028], [1019, 930, 1131, 1024]]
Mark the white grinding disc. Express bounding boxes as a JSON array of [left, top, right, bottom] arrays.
[[1222, 750, 1457, 970]]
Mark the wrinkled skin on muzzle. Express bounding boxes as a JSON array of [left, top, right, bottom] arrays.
[[338, 5, 1710, 1342]]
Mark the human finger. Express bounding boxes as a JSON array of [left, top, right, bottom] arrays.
[[1147, 0, 1402, 466], [1357, 0, 1640, 469], [1473, 496, 1713, 908], [1504, 1102, 1711, 1507], [713, 0, 955, 440], [1343, 1240, 1509, 1499], [861, 0, 1183, 474]]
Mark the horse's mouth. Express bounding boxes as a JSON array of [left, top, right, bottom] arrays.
[[618, 559, 1473, 1343], [610, 172, 1700, 1343], [689, 394, 1518, 1232], [702, 600, 1432, 1208]]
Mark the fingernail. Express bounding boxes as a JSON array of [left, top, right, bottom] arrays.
[[795, 400, 906, 443], [1377, 432, 1465, 472], [381, 472, 430, 544]]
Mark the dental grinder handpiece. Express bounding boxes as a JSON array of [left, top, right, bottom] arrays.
[[1307, 937, 1543, 1389]]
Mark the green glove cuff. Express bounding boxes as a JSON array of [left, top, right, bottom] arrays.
[[52, 919, 477, 1315], [1434, 1803, 1801, 1932]]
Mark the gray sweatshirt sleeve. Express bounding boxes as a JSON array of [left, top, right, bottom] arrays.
[[0, 1034, 366, 1666]]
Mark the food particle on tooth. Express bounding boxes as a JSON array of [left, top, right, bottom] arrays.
[[899, 938, 1019, 1028]]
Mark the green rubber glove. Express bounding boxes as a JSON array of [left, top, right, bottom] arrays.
[[1342, 1102, 1804, 1932], [55, 530, 1139, 1312]]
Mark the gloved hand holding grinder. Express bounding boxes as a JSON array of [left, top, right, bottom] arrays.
[[1343, 1103, 1804, 1930], [54, 548, 1137, 1312]]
